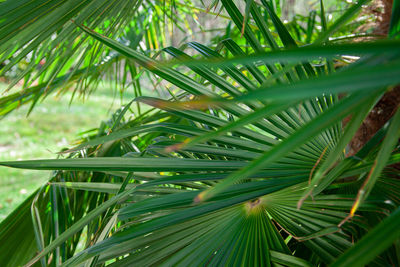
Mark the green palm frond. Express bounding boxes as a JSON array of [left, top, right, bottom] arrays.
[[0, 1, 400, 266]]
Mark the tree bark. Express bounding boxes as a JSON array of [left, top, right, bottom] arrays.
[[347, 0, 400, 156]]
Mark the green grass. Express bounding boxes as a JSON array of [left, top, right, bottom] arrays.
[[0, 82, 139, 220]]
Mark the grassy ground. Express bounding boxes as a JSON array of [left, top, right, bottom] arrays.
[[0, 83, 139, 220]]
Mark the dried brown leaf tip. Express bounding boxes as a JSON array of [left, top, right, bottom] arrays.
[[194, 191, 206, 203], [141, 96, 217, 110], [138, 97, 168, 109], [144, 60, 157, 70], [164, 138, 191, 153]]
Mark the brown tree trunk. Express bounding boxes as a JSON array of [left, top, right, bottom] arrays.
[[347, 0, 400, 156]]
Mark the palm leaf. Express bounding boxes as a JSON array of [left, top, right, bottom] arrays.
[[0, 1, 399, 266]]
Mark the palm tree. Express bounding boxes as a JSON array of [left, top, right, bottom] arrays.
[[0, 0, 400, 266]]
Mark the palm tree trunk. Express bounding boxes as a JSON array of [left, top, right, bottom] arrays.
[[347, 0, 400, 156]]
